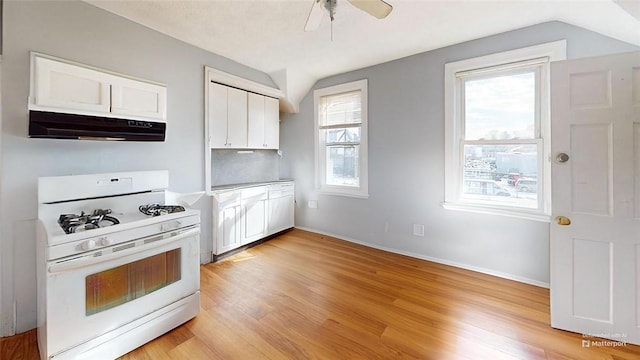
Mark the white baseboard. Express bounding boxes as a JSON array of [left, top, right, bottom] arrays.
[[294, 226, 550, 289]]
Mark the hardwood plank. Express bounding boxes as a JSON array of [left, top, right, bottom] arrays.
[[4, 228, 640, 359]]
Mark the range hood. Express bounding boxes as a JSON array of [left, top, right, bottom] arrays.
[[29, 111, 166, 142]]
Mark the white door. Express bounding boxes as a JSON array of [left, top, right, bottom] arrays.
[[550, 51, 640, 345]]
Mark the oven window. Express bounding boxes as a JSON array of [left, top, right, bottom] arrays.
[[85, 248, 181, 315]]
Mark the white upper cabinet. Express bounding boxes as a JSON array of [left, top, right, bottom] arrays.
[[33, 57, 111, 114], [226, 87, 248, 148], [207, 77, 280, 150], [209, 82, 228, 148], [209, 83, 249, 148], [30, 54, 167, 122], [263, 96, 280, 149], [111, 77, 167, 120], [247, 93, 266, 148], [248, 92, 280, 149]]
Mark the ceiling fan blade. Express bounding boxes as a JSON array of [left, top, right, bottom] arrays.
[[305, 0, 326, 32], [348, 0, 393, 19]]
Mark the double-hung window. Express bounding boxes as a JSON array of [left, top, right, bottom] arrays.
[[444, 41, 566, 221], [314, 79, 368, 198]]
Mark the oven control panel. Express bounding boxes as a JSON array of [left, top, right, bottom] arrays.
[[47, 212, 200, 260]]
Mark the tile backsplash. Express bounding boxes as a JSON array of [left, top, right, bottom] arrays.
[[212, 149, 280, 186]]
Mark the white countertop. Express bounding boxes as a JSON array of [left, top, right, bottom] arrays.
[[210, 179, 294, 193]]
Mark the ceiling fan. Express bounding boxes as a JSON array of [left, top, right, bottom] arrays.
[[304, 0, 393, 32]]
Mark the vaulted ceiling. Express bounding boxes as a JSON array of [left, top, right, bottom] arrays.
[[85, 0, 640, 113]]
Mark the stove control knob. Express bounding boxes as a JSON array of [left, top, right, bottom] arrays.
[[82, 239, 96, 251], [100, 237, 112, 246]]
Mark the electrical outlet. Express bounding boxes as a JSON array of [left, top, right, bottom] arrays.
[[308, 200, 318, 209], [384, 222, 389, 233], [413, 224, 425, 237]]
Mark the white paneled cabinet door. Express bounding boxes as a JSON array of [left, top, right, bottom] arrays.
[[209, 82, 228, 148], [34, 56, 111, 114], [264, 96, 280, 149], [248, 93, 279, 149], [111, 77, 167, 121], [247, 92, 266, 148], [217, 204, 242, 254], [550, 51, 640, 345], [226, 87, 248, 148], [268, 184, 294, 234]]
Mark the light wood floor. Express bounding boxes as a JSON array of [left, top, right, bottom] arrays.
[[3, 229, 640, 359]]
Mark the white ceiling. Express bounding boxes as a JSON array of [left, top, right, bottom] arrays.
[[85, 0, 640, 112]]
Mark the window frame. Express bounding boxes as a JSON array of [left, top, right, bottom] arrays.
[[314, 79, 369, 199], [443, 41, 566, 221]]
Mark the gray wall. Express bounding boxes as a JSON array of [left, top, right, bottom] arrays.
[[280, 21, 638, 287], [0, 0, 276, 335]]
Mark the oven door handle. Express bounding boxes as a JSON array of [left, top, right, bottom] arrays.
[[48, 226, 200, 274]]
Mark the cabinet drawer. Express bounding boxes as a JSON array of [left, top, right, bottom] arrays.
[[214, 191, 240, 207], [241, 186, 267, 200], [268, 183, 294, 198]]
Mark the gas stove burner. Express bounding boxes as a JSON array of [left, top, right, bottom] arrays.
[[139, 204, 185, 217], [58, 209, 120, 234]]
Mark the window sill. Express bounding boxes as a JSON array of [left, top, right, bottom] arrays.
[[442, 202, 550, 222], [319, 189, 369, 199]]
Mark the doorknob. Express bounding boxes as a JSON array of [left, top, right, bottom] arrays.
[[556, 216, 571, 226], [556, 153, 570, 163]]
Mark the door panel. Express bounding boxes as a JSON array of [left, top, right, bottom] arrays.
[[570, 124, 612, 215], [571, 238, 612, 322], [569, 70, 612, 109], [551, 51, 640, 345]]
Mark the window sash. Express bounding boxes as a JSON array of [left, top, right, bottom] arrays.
[[444, 41, 566, 220], [460, 66, 542, 141], [458, 139, 544, 210], [319, 90, 362, 127], [314, 79, 369, 198]]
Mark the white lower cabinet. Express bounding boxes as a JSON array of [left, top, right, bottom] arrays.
[[213, 182, 294, 256], [213, 191, 242, 254], [268, 183, 295, 234], [240, 186, 268, 245]]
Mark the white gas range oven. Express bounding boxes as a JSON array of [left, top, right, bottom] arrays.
[[36, 170, 200, 359]]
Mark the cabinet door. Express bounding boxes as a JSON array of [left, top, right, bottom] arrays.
[[111, 77, 167, 121], [247, 93, 266, 148], [209, 83, 229, 148], [263, 96, 280, 149], [33, 57, 111, 114], [226, 87, 248, 148], [242, 198, 268, 245], [217, 204, 242, 254], [268, 195, 294, 234]]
